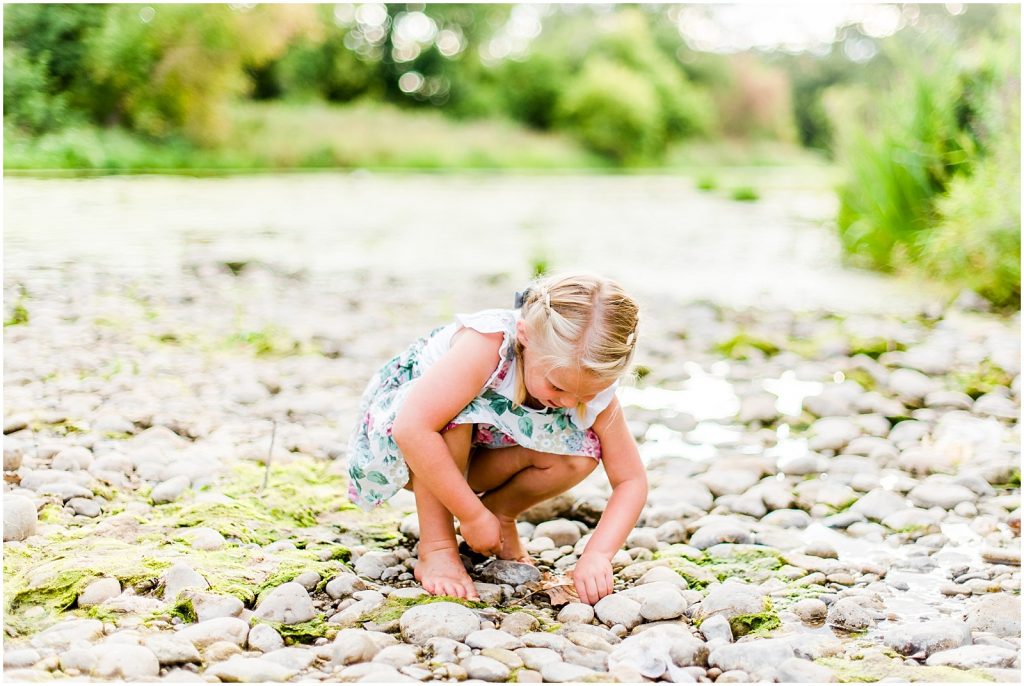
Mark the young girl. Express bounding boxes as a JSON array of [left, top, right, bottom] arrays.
[[347, 272, 647, 605]]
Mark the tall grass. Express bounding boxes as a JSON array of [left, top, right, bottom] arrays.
[[830, 25, 1020, 309]]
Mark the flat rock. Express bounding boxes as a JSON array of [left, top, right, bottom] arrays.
[[400, 602, 480, 644], [466, 629, 525, 651], [533, 519, 582, 547], [965, 594, 1021, 638], [3, 495, 37, 541], [176, 617, 250, 649], [908, 482, 978, 510], [254, 582, 316, 624], [926, 645, 1019, 669], [78, 577, 121, 607], [461, 654, 511, 682], [142, 634, 202, 665], [206, 655, 299, 682], [480, 559, 541, 586], [776, 657, 837, 682], [594, 593, 643, 630], [883, 620, 971, 657], [708, 638, 795, 677], [91, 644, 160, 679], [826, 598, 875, 632]]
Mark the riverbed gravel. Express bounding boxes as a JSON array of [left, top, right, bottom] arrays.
[[4, 205, 1020, 683]]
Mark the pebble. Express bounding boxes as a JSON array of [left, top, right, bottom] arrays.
[[500, 611, 540, 636], [533, 518, 582, 546], [541, 661, 597, 682], [925, 645, 1020, 669], [461, 654, 511, 681], [3, 495, 37, 541], [142, 634, 202, 665], [883, 620, 971, 657], [162, 562, 209, 600], [253, 582, 317, 624], [775, 657, 837, 683], [965, 594, 1021, 637], [594, 593, 643, 630], [826, 597, 876, 632], [793, 598, 827, 622], [466, 629, 524, 651], [77, 577, 121, 606], [325, 572, 367, 599], [150, 475, 191, 504], [247, 624, 286, 653], [557, 602, 595, 624], [176, 617, 250, 649], [400, 602, 480, 644], [480, 559, 542, 586], [206, 655, 298, 682], [91, 644, 160, 679]]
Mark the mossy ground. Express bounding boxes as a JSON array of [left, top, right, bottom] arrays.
[[2, 456, 398, 638], [815, 654, 996, 683], [359, 595, 489, 626]]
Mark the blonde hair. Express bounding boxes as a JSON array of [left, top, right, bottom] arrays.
[[513, 272, 640, 407]]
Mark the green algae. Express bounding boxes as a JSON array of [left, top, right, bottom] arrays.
[[3, 536, 174, 635], [655, 546, 785, 588], [4, 459, 356, 636], [815, 655, 996, 683], [729, 597, 781, 637], [953, 360, 1013, 399], [153, 459, 357, 545], [713, 331, 781, 360], [361, 595, 488, 626], [251, 614, 338, 643]]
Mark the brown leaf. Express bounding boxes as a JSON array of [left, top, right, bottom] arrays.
[[538, 571, 579, 606]]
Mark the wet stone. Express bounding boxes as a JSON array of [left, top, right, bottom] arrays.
[[826, 597, 875, 632], [557, 602, 595, 624], [400, 602, 480, 644], [480, 559, 542, 586], [883, 620, 971, 657], [926, 645, 1020, 670], [500, 611, 540, 636], [253, 582, 316, 624]]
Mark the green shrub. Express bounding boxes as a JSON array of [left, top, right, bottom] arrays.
[[556, 58, 663, 164], [731, 186, 759, 202], [917, 148, 1020, 308], [696, 175, 718, 191], [831, 47, 979, 272]]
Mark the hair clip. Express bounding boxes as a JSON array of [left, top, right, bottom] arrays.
[[543, 291, 551, 310], [514, 288, 530, 309]]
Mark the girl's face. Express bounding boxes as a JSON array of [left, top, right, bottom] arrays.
[[516, 320, 611, 409]]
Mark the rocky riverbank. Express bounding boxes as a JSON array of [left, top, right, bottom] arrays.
[[4, 259, 1020, 683]]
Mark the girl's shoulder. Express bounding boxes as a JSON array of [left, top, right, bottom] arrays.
[[452, 308, 518, 337]]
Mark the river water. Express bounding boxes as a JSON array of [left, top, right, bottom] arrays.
[[3, 171, 950, 314]]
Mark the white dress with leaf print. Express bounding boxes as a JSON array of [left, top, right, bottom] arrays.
[[346, 308, 618, 510]]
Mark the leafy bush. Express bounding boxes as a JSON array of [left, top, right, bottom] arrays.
[[830, 9, 1020, 308], [556, 58, 663, 164]]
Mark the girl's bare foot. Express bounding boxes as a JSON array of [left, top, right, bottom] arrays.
[[495, 514, 534, 564], [414, 543, 479, 599]]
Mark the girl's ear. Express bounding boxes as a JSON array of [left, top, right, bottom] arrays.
[[515, 319, 529, 346]]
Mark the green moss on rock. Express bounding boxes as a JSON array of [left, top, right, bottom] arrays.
[[815, 655, 995, 682]]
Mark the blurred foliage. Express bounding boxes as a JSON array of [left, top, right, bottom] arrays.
[[830, 5, 1020, 309], [3, 4, 1020, 307]]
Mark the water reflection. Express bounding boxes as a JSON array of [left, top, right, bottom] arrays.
[[762, 370, 824, 416]]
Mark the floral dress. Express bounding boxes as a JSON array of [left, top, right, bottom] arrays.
[[346, 309, 618, 510]]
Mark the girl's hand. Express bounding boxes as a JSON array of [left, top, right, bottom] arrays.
[[570, 552, 614, 605], [459, 509, 503, 557]]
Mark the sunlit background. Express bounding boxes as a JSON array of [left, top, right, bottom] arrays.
[[3, 3, 1020, 308]]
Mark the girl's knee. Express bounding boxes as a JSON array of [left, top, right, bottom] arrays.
[[561, 455, 599, 479]]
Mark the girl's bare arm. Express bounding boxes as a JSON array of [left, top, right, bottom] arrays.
[[391, 328, 503, 522], [582, 398, 649, 559]]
